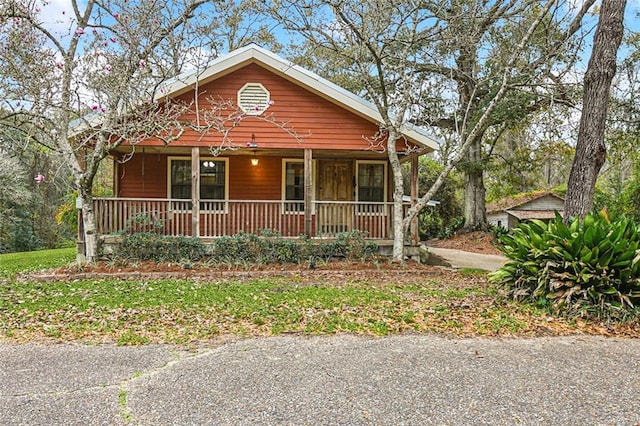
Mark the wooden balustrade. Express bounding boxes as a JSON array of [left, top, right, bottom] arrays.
[[93, 198, 397, 239]]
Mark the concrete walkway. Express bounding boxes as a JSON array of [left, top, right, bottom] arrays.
[[2, 335, 639, 425], [426, 246, 507, 271]]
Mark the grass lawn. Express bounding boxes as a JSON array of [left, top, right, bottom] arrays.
[[0, 247, 76, 278], [0, 249, 637, 344]]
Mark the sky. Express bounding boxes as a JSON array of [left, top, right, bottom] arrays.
[[36, 0, 640, 55]]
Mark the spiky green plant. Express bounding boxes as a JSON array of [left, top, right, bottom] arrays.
[[491, 212, 640, 319]]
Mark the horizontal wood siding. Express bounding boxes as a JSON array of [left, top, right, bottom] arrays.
[[487, 213, 509, 229], [141, 63, 386, 151], [117, 153, 167, 198], [117, 153, 398, 206], [228, 155, 282, 200], [118, 154, 290, 201]]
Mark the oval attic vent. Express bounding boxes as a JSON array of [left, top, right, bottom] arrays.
[[238, 83, 271, 115]]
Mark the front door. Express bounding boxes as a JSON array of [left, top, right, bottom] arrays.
[[317, 160, 354, 234]]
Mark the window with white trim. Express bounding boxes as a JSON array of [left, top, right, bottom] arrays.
[[238, 83, 271, 115], [169, 157, 228, 209], [356, 161, 387, 214], [283, 160, 304, 213]]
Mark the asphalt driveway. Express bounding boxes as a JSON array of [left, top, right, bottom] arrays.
[[426, 246, 507, 271], [1, 335, 639, 425]]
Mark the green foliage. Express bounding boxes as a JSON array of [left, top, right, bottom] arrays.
[[594, 164, 640, 223], [209, 231, 292, 265], [486, 136, 574, 203], [0, 151, 74, 253], [2, 209, 42, 253], [118, 233, 207, 262], [115, 230, 378, 265], [405, 157, 463, 240], [56, 192, 79, 233], [488, 223, 508, 239], [208, 230, 378, 265], [0, 156, 36, 253], [435, 216, 465, 240], [123, 213, 165, 234], [336, 230, 378, 260], [491, 212, 640, 320], [309, 230, 378, 262]]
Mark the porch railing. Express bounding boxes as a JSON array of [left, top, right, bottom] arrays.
[[93, 198, 397, 239]]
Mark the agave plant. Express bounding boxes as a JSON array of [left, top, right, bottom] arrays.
[[491, 212, 640, 317]]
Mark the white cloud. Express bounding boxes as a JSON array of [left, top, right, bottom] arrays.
[[36, 0, 78, 36]]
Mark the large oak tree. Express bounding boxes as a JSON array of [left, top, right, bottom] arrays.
[[565, 0, 627, 220], [271, 0, 565, 260]]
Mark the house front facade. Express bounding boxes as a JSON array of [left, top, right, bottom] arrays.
[[92, 45, 439, 246]]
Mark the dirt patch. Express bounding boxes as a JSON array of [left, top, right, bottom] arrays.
[[34, 258, 443, 282], [428, 231, 503, 256]]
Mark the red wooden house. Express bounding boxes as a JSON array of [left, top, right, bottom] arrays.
[[94, 44, 438, 247]]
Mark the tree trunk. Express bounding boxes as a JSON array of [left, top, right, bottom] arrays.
[[463, 136, 487, 231], [565, 0, 627, 220], [79, 189, 98, 262], [386, 128, 406, 262]]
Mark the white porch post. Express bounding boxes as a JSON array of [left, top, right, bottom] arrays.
[[304, 148, 313, 237], [191, 147, 200, 237]]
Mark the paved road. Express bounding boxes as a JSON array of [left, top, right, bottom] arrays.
[[1, 335, 639, 425], [426, 247, 507, 271]]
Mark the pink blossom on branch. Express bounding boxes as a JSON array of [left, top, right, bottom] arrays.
[[34, 174, 45, 184]]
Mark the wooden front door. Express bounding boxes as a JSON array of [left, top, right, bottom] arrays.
[[317, 160, 354, 234]]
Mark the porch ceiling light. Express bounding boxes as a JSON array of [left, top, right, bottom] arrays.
[[251, 150, 259, 166]]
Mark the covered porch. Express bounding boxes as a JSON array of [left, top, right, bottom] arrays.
[[93, 198, 399, 239], [89, 146, 423, 247]]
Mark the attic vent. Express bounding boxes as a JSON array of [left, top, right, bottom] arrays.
[[238, 83, 271, 115]]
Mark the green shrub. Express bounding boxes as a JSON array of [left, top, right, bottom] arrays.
[[488, 223, 508, 239], [335, 230, 378, 261], [490, 212, 640, 320], [118, 233, 207, 262], [117, 230, 379, 266], [209, 231, 278, 265], [122, 213, 164, 234], [208, 230, 377, 265], [436, 216, 465, 240]]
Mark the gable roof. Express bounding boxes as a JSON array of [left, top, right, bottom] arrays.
[[158, 43, 440, 152], [487, 191, 565, 214]]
